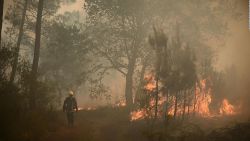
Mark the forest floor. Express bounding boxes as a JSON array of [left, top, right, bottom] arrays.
[[43, 107, 249, 141], [45, 107, 132, 141]]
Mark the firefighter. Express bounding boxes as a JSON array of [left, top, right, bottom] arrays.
[[63, 91, 78, 127]]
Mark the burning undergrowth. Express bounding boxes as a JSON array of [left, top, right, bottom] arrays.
[[78, 73, 241, 123], [130, 73, 241, 121]]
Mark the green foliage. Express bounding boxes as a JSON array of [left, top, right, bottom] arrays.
[[0, 67, 60, 141], [0, 34, 59, 141], [40, 14, 90, 98], [89, 78, 111, 101], [0, 44, 14, 81]]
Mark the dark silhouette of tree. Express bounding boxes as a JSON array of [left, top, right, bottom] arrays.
[[147, 25, 197, 120], [9, 0, 28, 83], [4, 0, 61, 84], [30, 0, 44, 109], [0, 0, 4, 45], [149, 26, 168, 118]]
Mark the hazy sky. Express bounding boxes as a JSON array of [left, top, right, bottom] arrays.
[[3, 0, 249, 71], [215, 1, 250, 74], [57, 0, 84, 14], [3, 0, 84, 14]]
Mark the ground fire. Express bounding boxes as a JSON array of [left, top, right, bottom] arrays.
[[130, 75, 239, 121]]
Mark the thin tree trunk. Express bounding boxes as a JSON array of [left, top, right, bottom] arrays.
[[10, 0, 28, 83], [182, 90, 186, 120], [154, 72, 159, 119], [163, 91, 169, 121], [125, 71, 133, 106], [174, 92, 178, 119], [30, 0, 44, 109], [0, 0, 4, 45], [134, 58, 148, 103], [193, 85, 197, 116], [125, 55, 136, 107], [154, 49, 162, 119], [187, 89, 191, 117]]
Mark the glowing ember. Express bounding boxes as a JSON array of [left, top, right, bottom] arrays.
[[78, 107, 96, 111], [77, 107, 84, 111], [145, 83, 156, 91], [219, 99, 235, 115], [144, 74, 156, 91], [86, 107, 97, 110], [115, 100, 126, 107], [130, 109, 147, 121], [75, 107, 96, 111]]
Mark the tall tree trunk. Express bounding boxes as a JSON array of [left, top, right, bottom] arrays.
[[187, 89, 191, 117], [193, 85, 197, 116], [134, 57, 148, 103], [174, 92, 178, 119], [125, 71, 133, 106], [125, 55, 136, 107], [154, 49, 162, 119], [0, 0, 4, 45], [182, 90, 186, 120], [30, 0, 44, 109], [187, 88, 193, 117], [154, 71, 159, 119], [10, 0, 28, 83], [163, 91, 169, 121]]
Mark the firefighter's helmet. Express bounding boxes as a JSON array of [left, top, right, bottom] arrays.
[[69, 91, 74, 96]]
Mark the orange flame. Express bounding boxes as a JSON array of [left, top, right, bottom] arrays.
[[195, 79, 212, 117], [130, 77, 239, 121], [115, 100, 126, 107], [219, 99, 235, 115], [144, 74, 156, 91], [130, 109, 147, 121]]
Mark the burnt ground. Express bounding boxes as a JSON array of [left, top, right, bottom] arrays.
[[44, 107, 250, 141]]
